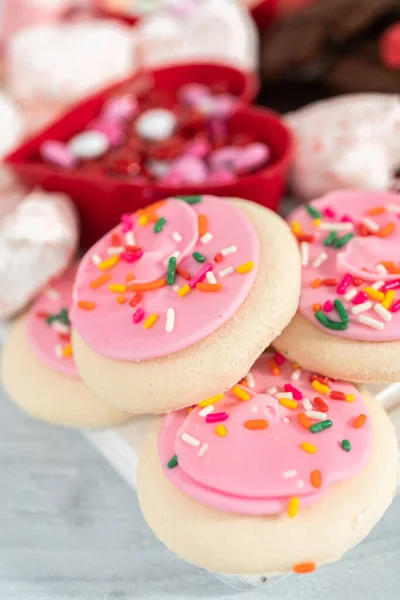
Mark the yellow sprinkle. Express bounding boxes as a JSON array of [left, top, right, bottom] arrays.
[[363, 287, 385, 302], [313, 218, 321, 227], [138, 214, 149, 226], [291, 221, 302, 235], [216, 424, 227, 437], [116, 295, 126, 304], [98, 255, 120, 271], [346, 393, 355, 403], [279, 398, 298, 410], [198, 394, 224, 408], [144, 314, 158, 329], [109, 284, 126, 293], [231, 385, 251, 401], [300, 442, 317, 454], [177, 284, 191, 297], [236, 261, 254, 274], [292, 362, 301, 370], [382, 290, 395, 310], [288, 496, 300, 518], [63, 344, 73, 358], [311, 380, 329, 395]]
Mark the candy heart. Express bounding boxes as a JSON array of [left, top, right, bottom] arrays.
[[167, 155, 208, 184], [102, 95, 138, 122], [234, 142, 270, 173], [379, 23, 400, 70]]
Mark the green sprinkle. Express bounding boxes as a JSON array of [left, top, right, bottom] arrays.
[[177, 195, 202, 204], [154, 217, 166, 233], [333, 299, 349, 325], [306, 204, 321, 219], [167, 455, 178, 469], [323, 231, 337, 247], [59, 308, 70, 326], [315, 311, 348, 331], [167, 256, 177, 285], [193, 251, 205, 263], [334, 233, 354, 249], [46, 314, 59, 325], [342, 439, 351, 452], [310, 419, 333, 433]]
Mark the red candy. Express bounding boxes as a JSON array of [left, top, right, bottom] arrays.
[[379, 23, 400, 70]]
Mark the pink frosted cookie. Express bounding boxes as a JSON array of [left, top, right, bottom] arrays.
[[0, 189, 79, 321], [1, 266, 131, 428], [137, 352, 398, 576], [70, 195, 300, 413], [135, 0, 258, 71], [286, 94, 400, 201], [274, 190, 400, 382]]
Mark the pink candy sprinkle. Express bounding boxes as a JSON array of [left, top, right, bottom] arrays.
[[189, 263, 213, 289], [121, 250, 143, 263], [132, 308, 144, 323], [390, 300, 400, 313], [274, 352, 286, 365], [381, 279, 400, 292], [336, 273, 352, 295], [352, 291, 368, 305], [121, 214, 134, 233], [206, 412, 229, 423], [341, 215, 353, 223], [284, 383, 303, 400], [323, 207, 336, 218], [323, 300, 333, 312]]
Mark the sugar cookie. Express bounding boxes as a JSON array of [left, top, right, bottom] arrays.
[[71, 195, 301, 413], [274, 190, 400, 382], [1, 267, 131, 428], [137, 353, 398, 576]]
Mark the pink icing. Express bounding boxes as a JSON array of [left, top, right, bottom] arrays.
[[159, 354, 372, 515], [70, 196, 259, 361], [291, 190, 400, 342], [27, 266, 78, 378]]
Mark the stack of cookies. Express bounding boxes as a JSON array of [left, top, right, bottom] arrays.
[[2, 191, 398, 582]]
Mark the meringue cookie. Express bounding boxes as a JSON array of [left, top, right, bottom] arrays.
[[286, 93, 400, 201]]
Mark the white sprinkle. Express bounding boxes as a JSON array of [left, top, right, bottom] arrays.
[[266, 387, 278, 395], [283, 470, 298, 479], [172, 285, 180, 292], [344, 287, 357, 301], [361, 217, 380, 233], [245, 372, 255, 389], [300, 241, 309, 267], [312, 252, 328, 268], [54, 344, 63, 359], [282, 417, 290, 424], [181, 432, 200, 447], [302, 398, 313, 411], [107, 246, 124, 255], [291, 368, 302, 381], [221, 245, 237, 257], [297, 480, 305, 489], [276, 392, 293, 399], [172, 232, 182, 243], [45, 288, 61, 301], [219, 266, 234, 278], [165, 308, 175, 333], [52, 321, 70, 335], [357, 314, 384, 330], [200, 232, 213, 244], [199, 405, 214, 418], [250, 405, 259, 413], [91, 253, 102, 265], [164, 250, 180, 266], [376, 263, 388, 275], [198, 443, 209, 457], [319, 222, 353, 231], [125, 231, 135, 246], [371, 280, 385, 290], [386, 203, 400, 213], [374, 303, 392, 322], [206, 271, 217, 284], [305, 410, 327, 421], [351, 301, 373, 315]]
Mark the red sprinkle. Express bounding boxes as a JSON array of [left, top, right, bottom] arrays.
[[310, 374, 332, 387], [36, 311, 51, 320], [132, 308, 145, 324], [111, 233, 121, 246], [206, 412, 228, 423], [381, 279, 400, 292], [323, 300, 333, 312], [296, 233, 315, 243], [284, 383, 303, 400], [313, 396, 329, 412], [129, 292, 143, 307], [214, 253, 223, 263], [352, 291, 368, 305], [352, 277, 364, 287], [390, 299, 400, 313], [322, 278, 338, 286], [176, 266, 191, 281], [329, 390, 346, 401], [274, 352, 286, 365]]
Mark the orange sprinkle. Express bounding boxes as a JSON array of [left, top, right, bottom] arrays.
[[176, 266, 191, 281], [310, 470, 322, 488], [116, 295, 126, 304], [90, 273, 111, 289], [354, 414, 367, 429], [244, 419, 269, 430], [381, 261, 400, 274], [312, 303, 321, 312], [293, 563, 316, 574], [368, 206, 386, 215], [195, 282, 223, 292], [111, 232, 121, 246], [214, 253, 223, 263], [297, 412, 312, 430], [63, 344, 73, 358], [78, 301, 95, 310], [378, 222, 395, 238], [268, 358, 280, 376], [129, 292, 143, 307], [198, 214, 208, 237], [311, 278, 322, 289], [128, 278, 166, 292], [126, 273, 135, 283]]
